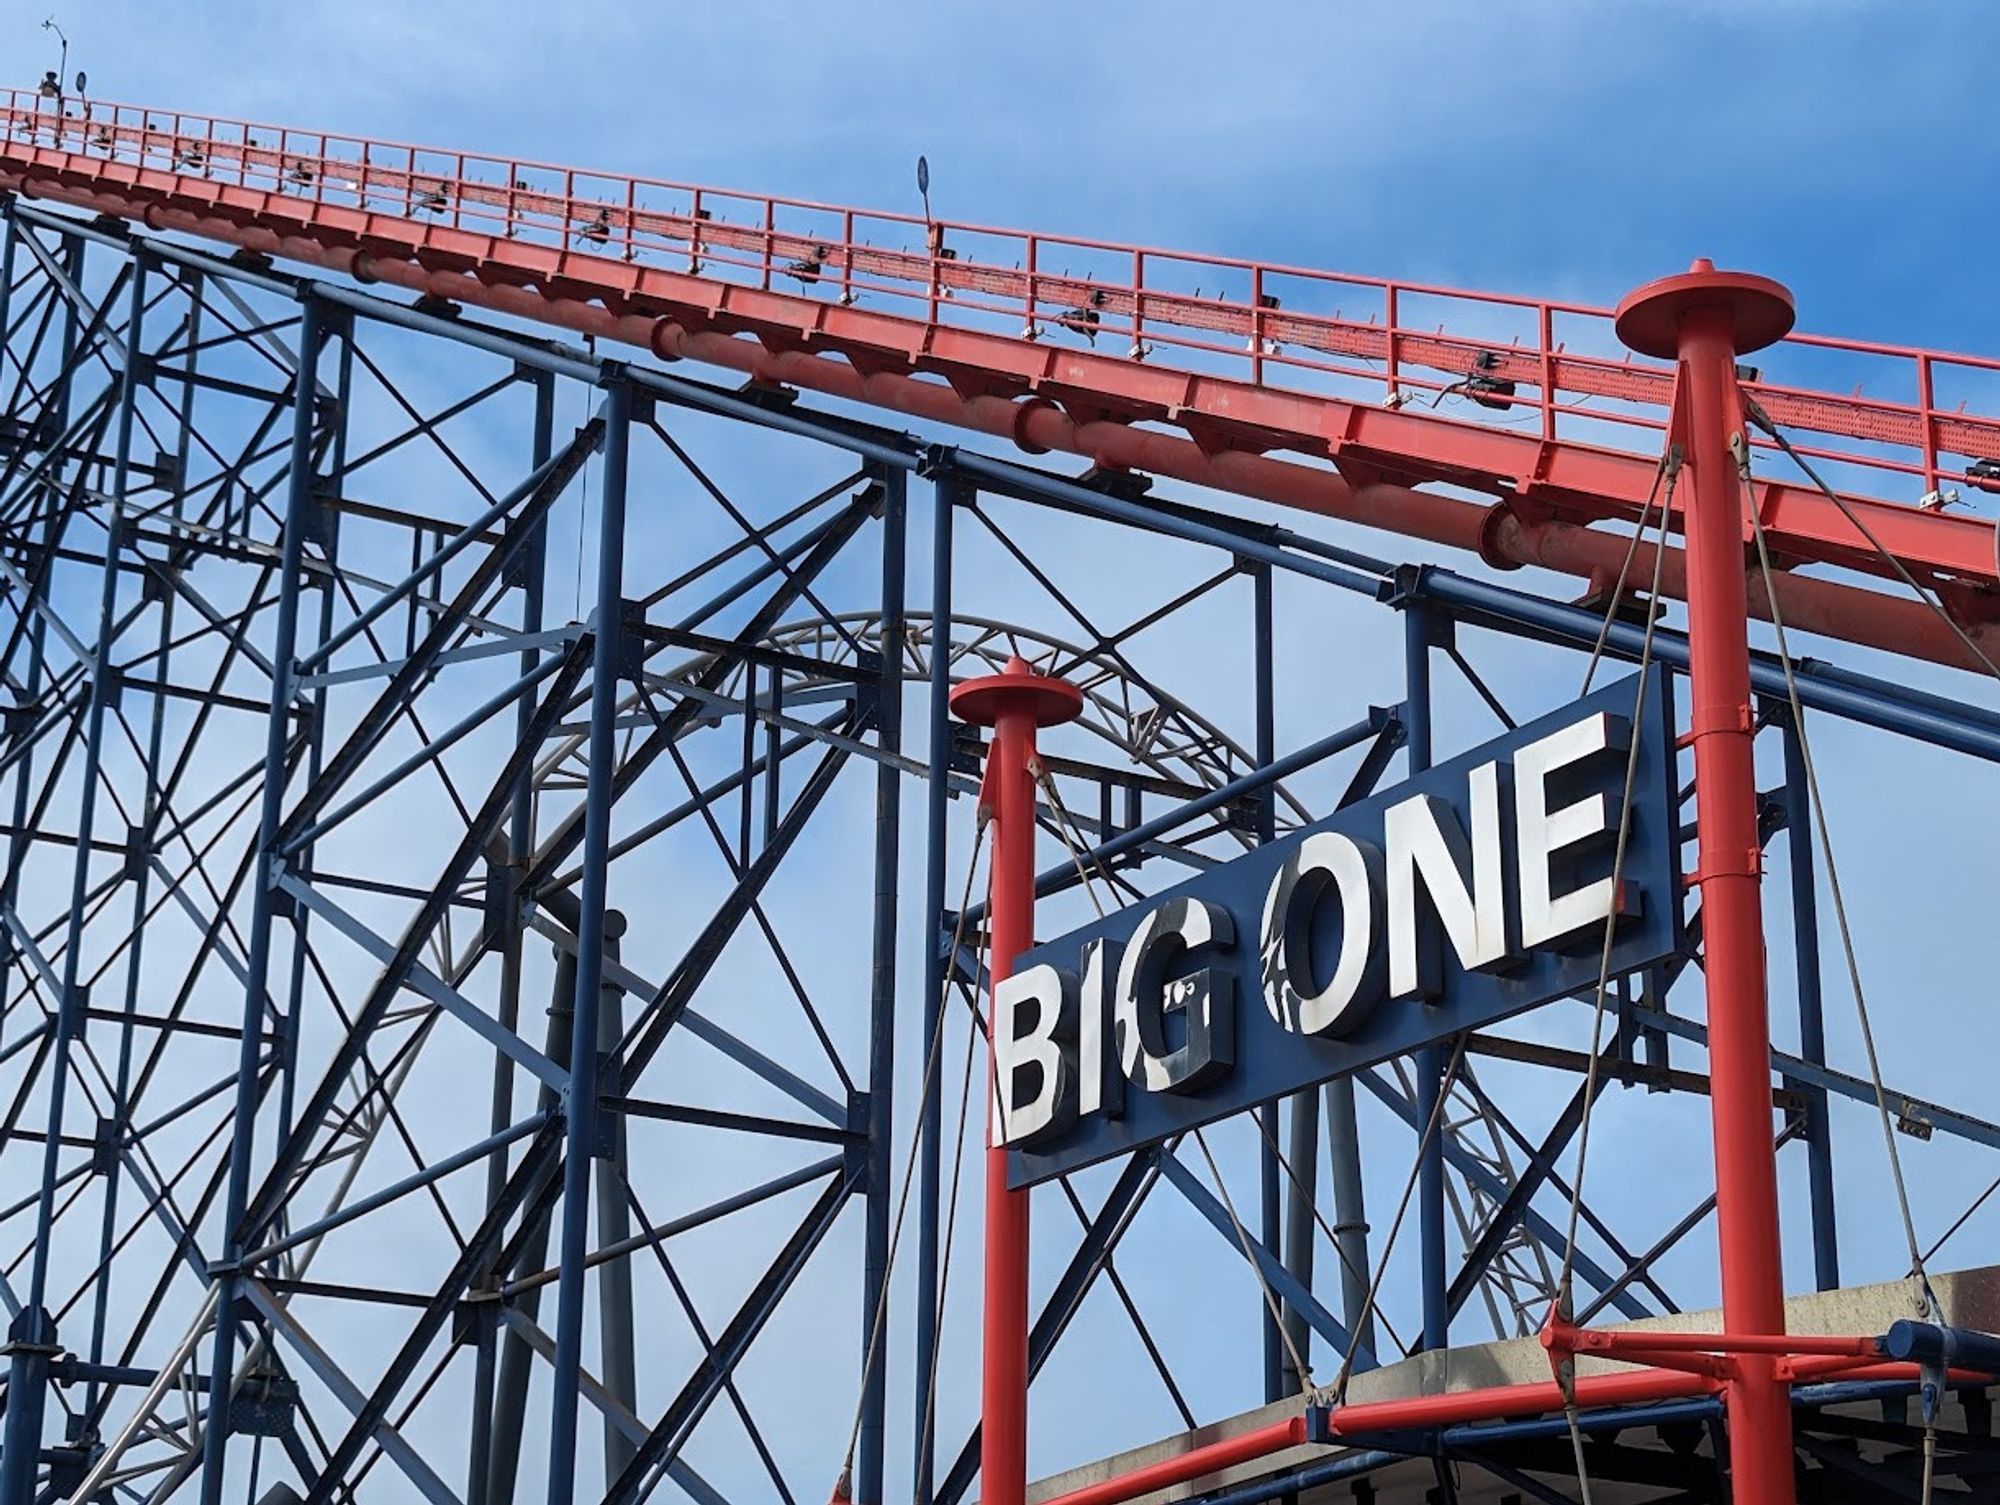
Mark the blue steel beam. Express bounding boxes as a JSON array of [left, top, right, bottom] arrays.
[[1359, 1069, 1649, 1322], [0, 211, 14, 361], [614, 1174, 799, 1501], [1403, 598, 1450, 1355], [857, 463, 906, 1505], [497, 1157, 849, 1314], [495, 1309, 731, 1505], [296, 625, 581, 692], [941, 448, 1388, 596], [294, 1121, 564, 1505], [124, 354, 350, 1192], [950, 448, 2000, 769], [1456, 1068, 1678, 1320], [1158, 1153, 1367, 1363], [636, 467, 865, 612], [241, 1279, 464, 1505], [1446, 1069, 1607, 1323], [239, 1110, 553, 1270], [473, 367, 556, 1505], [273, 873, 568, 1092], [659, 492, 879, 646], [1252, 558, 1287, 1405], [1774, 702, 1840, 1293], [593, 924, 640, 1488], [612, 732, 859, 1087], [518, 490, 876, 898], [0, 246, 147, 1505], [13, 226, 129, 366], [649, 416, 870, 662], [298, 438, 580, 673], [534, 906, 848, 1129], [1575, 1120, 1805, 1326], [1171, 1449, 1405, 1505], [1414, 569, 2000, 764], [275, 413, 604, 850], [592, 714, 838, 874], [1635, 1004, 2000, 1154], [241, 636, 594, 1242], [0, 220, 620, 1480], [913, 471, 958, 1505], [483, 936, 580, 1505], [194, 287, 326, 1505], [541, 373, 633, 1505], [279, 649, 577, 855], [86, 459, 197, 1406], [603, 1171, 856, 1505]]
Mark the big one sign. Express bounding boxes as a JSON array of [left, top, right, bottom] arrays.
[[997, 672, 1682, 1187]]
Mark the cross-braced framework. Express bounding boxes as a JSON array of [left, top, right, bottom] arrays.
[[3, 193, 2000, 1505]]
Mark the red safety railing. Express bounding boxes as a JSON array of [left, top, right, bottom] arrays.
[[12, 87, 2000, 491], [1036, 1316, 1989, 1505], [5, 87, 1999, 638]]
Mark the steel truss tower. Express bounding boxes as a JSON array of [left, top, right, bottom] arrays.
[[2, 92, 2000, 1505]]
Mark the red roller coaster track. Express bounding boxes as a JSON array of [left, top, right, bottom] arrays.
[[4, 88, 1999, 672]]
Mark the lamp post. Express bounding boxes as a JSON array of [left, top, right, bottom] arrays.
[[40, 19, 68, 102]]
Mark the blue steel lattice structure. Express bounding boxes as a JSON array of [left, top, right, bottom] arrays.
[[0, 187, 1997, 1505]]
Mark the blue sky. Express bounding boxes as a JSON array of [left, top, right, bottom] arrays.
[[26, 0, 2000, 350], [11, 2, 2000, 1498]]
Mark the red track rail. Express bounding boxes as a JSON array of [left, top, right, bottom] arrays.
[[5, 89, 1999, 666]]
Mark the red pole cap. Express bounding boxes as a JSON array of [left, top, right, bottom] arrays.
[[948, 653, 1084, 729], [1614, 257, 1796, 360]]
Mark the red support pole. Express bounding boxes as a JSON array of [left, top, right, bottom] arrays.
[[1615, 260, 1799, 1505], [1039, 1417, 1310, 1505], [1331, 1365, 1719, 1435], [951, 656, 1082, 1505]]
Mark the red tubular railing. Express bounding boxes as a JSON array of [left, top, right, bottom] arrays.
[[7, 86, 2000, 678], [1039, 1337, 1981, 1505], [9, 98, 1995, 444], [7, 88, 2000, 527], [1038, 1417, 1310, 1505]]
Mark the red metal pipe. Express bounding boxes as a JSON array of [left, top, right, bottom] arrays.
[[1039, 1348, 1983, 1505], [1616, 261, 1798, 1505], [949, 659, 1082, 1505], [1328, 1365, 1719, 1435], [1577, 1348, 1740, 1381], [1783, 1357, 1987, 1385], [1557, 1326, 1880, 1359], [1042, 1342, 1967, 1505], [1036, 1417, 1309, 1505], [17, 102, 1999, 590], [1045, 1337, 1938, 1505], [5, 171, 2000, 675]]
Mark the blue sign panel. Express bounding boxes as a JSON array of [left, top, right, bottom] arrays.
[[998, 670, 1682, 1188]]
